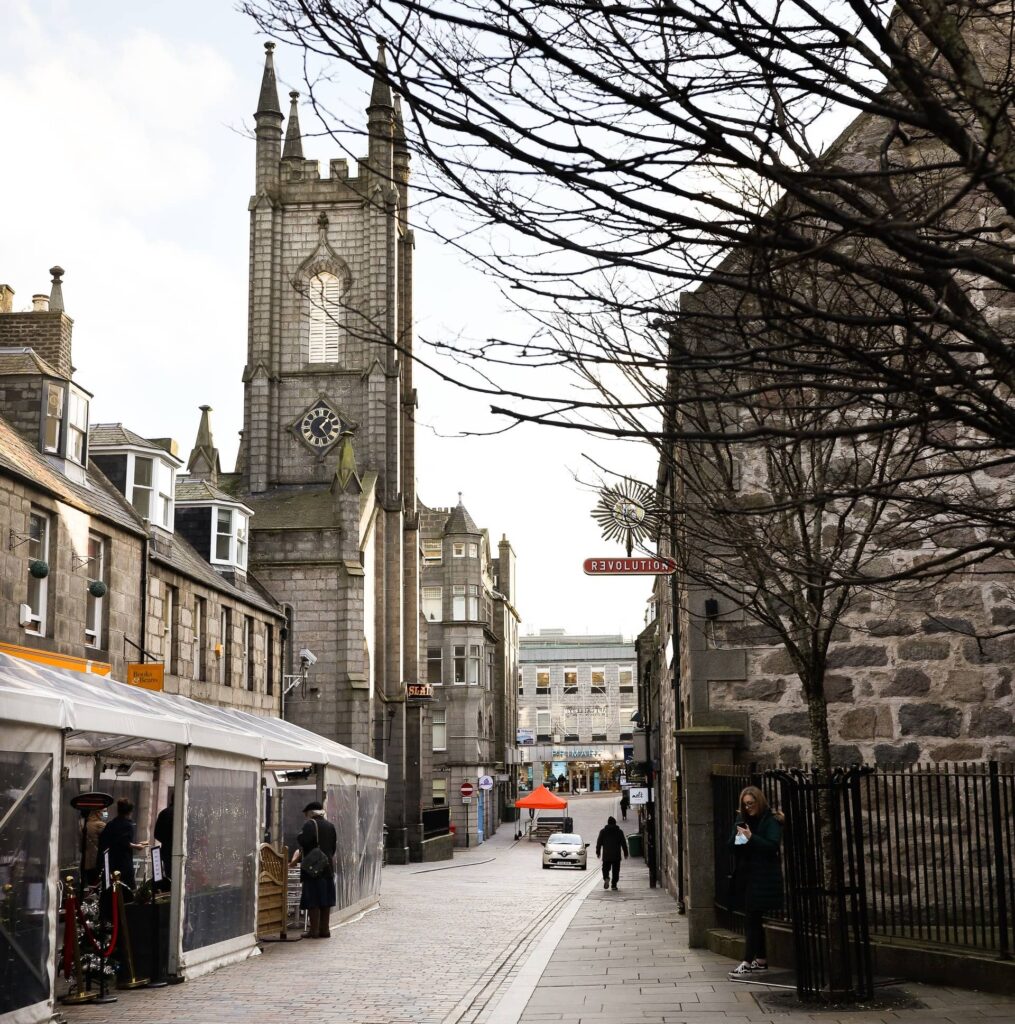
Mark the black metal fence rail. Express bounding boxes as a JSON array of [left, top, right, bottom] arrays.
[[712, 761, 1015, 960]]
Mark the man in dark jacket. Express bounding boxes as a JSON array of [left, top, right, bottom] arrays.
[[595, 815, 629, 890]]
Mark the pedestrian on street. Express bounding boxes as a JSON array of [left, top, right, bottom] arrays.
[[290, 800, 338, 938], [727, 785, 784, 977], [557, 773, 568, 793], [619, 789, 630, 821], [595, 815, 629, 890]]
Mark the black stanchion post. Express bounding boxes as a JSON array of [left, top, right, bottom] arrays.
[[148, 847, 168, 986]]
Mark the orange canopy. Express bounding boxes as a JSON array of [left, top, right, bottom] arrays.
[[515, 784, 568, 810]]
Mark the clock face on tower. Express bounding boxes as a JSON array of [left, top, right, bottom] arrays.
[[299, 404, 343, 450]]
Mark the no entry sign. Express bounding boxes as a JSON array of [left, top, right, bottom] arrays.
[[583, 556, 677, 575], [460, 781, 475, 798]]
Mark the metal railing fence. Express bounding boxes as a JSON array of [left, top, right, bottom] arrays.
[[712, 761, 1015, 960]]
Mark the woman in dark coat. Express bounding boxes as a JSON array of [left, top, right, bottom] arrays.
[[728, 785, 783, 976], [289, 800, 338, 938]]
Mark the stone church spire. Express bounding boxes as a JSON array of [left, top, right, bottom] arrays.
[[187, 404, 221, 484], [254, 42, 284, 193], [282, 90, 304, 160], [366, 37, 394, 178]]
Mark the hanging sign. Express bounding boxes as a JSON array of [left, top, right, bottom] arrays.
[[478, 775, 494, 791], [583, 557, 676, 576], [127, 662, 164, 691], [629, 787, 650, 805], [151, 847, 164, 884], [406, 682, 434, 701]]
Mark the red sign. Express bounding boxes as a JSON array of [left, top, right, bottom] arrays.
[[583, 556, 677, 576], [459, 782, 475, 797]]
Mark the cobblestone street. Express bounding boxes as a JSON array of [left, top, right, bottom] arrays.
[[59, 792, 1015, 1024]]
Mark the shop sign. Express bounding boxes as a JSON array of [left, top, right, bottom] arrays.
[[552, 747, 603, 759], [127, 662, 164, 691], [516, 728, 535, 745], [478, 775, 494, 790], [583, 556, 677, 575], [407, 681, 434, 701], [629, 787, 650, 805]]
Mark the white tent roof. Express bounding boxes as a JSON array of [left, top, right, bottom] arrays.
[[0, 652, 386, 780]]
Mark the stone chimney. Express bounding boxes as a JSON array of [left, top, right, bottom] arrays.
[[0, 268, 74, 378]]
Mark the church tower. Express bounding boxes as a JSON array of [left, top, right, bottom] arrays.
[[239, 42, 423, 862]]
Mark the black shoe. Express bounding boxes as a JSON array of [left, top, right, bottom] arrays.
[[611, 885, 618, 890], [603, 879, 609, 889]]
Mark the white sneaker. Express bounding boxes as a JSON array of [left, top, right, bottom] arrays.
[[749, 960, 768, 971], [728, 961, 753, 977]]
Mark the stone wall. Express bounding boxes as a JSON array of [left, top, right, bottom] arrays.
[[703, 577, 1014, 764]]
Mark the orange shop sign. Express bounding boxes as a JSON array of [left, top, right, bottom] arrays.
[[127, 663, 165, 691]]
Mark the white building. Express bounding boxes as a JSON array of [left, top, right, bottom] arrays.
[[517, 629, 637, 793]]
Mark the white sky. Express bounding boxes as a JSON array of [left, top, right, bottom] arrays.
[[0, 0, 656, 639]]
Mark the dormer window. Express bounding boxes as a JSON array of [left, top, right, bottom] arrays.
[[128, 454, 175, 529], [212, 507, 249, 570], [42, 381, 89, 465]]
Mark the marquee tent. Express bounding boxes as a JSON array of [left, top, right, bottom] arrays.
[[515, 785, 568, 810], [0, 652, 386, 1024]]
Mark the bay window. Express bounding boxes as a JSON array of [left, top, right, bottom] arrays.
[[468, 644, 481, 686], [453, 645, 466, 684], [422, 586, 442, 622]]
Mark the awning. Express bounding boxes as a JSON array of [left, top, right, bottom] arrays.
[[0, 651, 386, 779]]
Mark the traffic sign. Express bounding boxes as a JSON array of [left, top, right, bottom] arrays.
[[460, 781, 475, 797], [478, 775, 494, 791]]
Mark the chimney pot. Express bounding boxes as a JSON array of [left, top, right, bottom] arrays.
[[32, 294, 49, 313]]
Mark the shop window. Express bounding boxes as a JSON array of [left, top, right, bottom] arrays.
[[26, 510, 50, 636]]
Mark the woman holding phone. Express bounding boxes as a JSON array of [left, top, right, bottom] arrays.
[[728, 785, 784, 977]]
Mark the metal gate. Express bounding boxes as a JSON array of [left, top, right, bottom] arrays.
[[769, 766, 874, 1000]]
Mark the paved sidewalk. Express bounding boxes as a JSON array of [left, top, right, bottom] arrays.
[[515, 863, 1015, 1024]]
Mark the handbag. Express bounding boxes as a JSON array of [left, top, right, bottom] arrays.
[[301, 819, 331, 879]]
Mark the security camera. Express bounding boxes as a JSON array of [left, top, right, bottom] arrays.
[[299, 648, 318, 666]]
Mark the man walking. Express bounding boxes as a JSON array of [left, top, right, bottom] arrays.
[[596, 815, 629, 890]]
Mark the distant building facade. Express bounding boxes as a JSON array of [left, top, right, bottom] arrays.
[[419, 500, 520, 846], [517, 630, 636, 793]]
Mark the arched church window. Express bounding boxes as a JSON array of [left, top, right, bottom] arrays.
[[308, 272, 341, 363]]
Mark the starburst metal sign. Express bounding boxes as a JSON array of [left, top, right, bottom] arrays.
[[591, 479, 659, 556]]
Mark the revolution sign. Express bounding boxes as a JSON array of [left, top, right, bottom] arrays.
[[583, 557, 677, 576]]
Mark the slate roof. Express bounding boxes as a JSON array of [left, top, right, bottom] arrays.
[[148, 529, 282, 618], [89, 422, 170, 453], [444, 500, 479, 536], [0, 348, 63, 378], [242, 487, 340, 530], [175, 478, 249, 506], [0, 414, 146, 536]]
